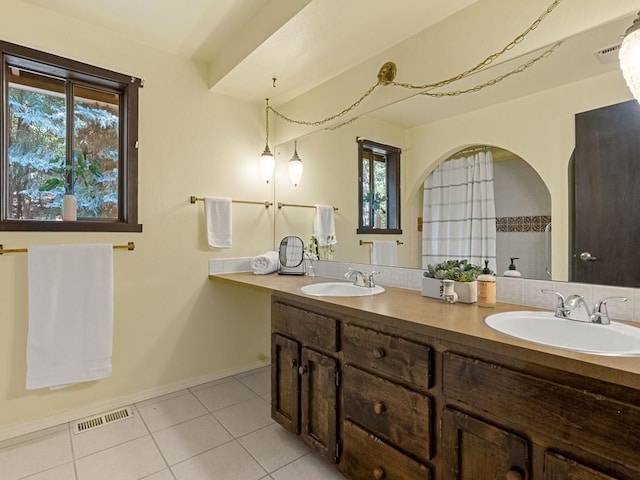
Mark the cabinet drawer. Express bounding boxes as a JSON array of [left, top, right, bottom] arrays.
[[443, 352, 640, 471], [343, 323, 431, 389], [272, 301, 339, 352], [341, 420, 430, 480], [343, 365, 431, 462]]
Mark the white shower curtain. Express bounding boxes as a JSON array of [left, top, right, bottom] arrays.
[[422, 150, 497, 271]]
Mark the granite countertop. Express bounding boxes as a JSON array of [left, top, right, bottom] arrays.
[[210, 272, 640, 390]]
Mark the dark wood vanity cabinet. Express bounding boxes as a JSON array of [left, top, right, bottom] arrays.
[[270, 296, 640, 480], [270, 301, 340, 463]]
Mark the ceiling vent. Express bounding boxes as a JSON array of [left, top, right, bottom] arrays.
[[593, 43, 622, 64], [73, 406, 133, 434]]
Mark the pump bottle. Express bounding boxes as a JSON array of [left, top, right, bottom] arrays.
[[477, 260, 496, 307]]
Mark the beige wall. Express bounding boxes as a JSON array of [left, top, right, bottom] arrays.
[[0, 1, 272, 438]]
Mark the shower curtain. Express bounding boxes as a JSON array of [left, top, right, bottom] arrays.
[[422, 150, 497, 271]]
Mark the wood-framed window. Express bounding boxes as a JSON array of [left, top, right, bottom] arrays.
[[357, 138, 402, 234], [0, 40, 142, 232]]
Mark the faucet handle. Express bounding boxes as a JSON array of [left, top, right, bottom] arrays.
[[592, 296, 628, 325], [368, 271, 380, 287], [541, 289, 567, 317]]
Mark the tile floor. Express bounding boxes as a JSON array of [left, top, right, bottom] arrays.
[[0, 366, 346, 480]]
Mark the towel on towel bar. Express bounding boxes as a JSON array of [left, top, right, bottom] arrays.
[[250, 251, 280, 275], [205, 197, 232, 248], [313, 205, 337, 246], [372, 241, 398, 267], [26, 244, 114, 390]]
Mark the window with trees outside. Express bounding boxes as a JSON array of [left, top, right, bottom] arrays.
[[1, 40, 142, 231], [357, 138, 402, 234]]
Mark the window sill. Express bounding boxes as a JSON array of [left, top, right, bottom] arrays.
[[357, 228, 403, 235], [0, 220, 143, 232]]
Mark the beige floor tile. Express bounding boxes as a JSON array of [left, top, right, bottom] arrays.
[[213, 397, 273, 438], [0, 427, 72, 480], [140, 470, 174, 480], [153, 414, 232, 465], [237, 369, 270, 396], [22, 462, 76, 480], [238, 424, 309, 473], [271, 453, 346, 480], [138, 392, 208, 432], [171, 440, 265, 480], [75, 436, 166, 480], [192, 379, 257, 413], [71, 410, 148, 458]]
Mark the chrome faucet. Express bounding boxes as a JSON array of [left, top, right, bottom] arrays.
[[542, 290, 627, 324], [344, 269, 379, 288]]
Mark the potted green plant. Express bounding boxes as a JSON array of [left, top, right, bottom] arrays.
[[422, 259, 483, 303], [39, 150, 102, 221]]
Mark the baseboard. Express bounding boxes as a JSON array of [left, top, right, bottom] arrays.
[[0, 360, 269, 443]]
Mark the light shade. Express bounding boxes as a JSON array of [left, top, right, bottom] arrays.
[[620, 13, 640, 103], [288, 143, 303, 187], [260, 145, 275, 183]]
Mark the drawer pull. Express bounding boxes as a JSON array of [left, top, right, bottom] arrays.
[[373, 467, 386, 479], [372, 347, 386, 359], [291, 358, 297, 368], [373, 401, 386, 415], [505, 469, 524, 480], [298, 365, 307, 375]]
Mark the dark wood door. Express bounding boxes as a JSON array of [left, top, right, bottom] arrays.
[[543, 451, 621, 480], [271, 334, 300, 434], [300, 347, 339, 463], [573, 100, 640, 287], [442, 408, 529, 480]]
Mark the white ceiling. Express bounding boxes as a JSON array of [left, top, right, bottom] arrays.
[[18, 0, 481, 104]]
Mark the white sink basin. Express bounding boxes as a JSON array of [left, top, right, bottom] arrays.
[[485, 311, 640, 356], [300, 282, 385, 297]]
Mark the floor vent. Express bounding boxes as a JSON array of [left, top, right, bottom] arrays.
[[593, 43, 622, 64], [73, 406, 133, 434]]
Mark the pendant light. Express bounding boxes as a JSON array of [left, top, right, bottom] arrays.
[[288, 141, 303, 187], [259, 98, 275, 183], [620, 12, 640, 103]]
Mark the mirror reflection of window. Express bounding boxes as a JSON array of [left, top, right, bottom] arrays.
[[357, 138, 401, 234]]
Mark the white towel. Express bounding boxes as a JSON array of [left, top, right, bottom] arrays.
[[205, 197, 232, 248], [27, 244, 114, 390], [372, 241, 398, 267], [251, 251, 280, 275], [314, 205, 337, 246]]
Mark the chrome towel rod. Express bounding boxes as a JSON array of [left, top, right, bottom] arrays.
[[0, 242, 136, 255], [190, 196, 272, 208], [278, 202, 338, 211], [359, 240, 403, 245]]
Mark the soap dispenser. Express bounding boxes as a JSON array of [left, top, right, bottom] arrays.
[[503, 257, 522, 277], [477, 260, 496, 308]]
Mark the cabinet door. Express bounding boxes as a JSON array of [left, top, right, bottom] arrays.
[[443, 408, 529, 480], [300, 347, 339, 463], [544, 452, 622, 480], [271, 334, 300, 434]]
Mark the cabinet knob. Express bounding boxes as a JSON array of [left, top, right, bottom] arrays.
[[373, 401, 386, 415], [505, 469, 524, 480], [298, 365, 307, 375], [372, 347, 386, 359], [373, 467, 386, 479]]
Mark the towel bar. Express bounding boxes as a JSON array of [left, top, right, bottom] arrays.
[[278, 202, 338, 211], [190, 196, 272, 208], [0, 242, 135, 255], [359, 240, 403, 246]]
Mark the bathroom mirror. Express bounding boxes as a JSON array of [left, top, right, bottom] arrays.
[[272, 10, 638, 285]]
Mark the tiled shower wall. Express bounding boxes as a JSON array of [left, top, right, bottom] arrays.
[[493, 158, 551, 280]]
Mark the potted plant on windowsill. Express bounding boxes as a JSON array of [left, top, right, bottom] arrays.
[[39, 151, 102, 221], [422, 259, 483, 303]]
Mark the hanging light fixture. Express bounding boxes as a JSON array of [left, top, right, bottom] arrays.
[[288, 141, 303, 187], [620, 12, 640, 104], [259, 98, 275, 183]]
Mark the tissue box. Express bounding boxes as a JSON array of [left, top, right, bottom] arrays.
[[421, 278, 477, 304]]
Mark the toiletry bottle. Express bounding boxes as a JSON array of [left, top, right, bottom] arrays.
[[503, 257, 521, 277], [477, 260, 496, 307]]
